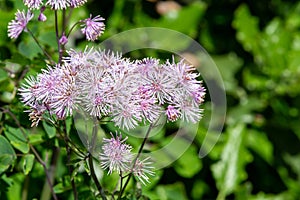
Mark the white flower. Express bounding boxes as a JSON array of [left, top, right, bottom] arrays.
[[100, 133, 133, 174], [23, 0, 43, 9], [46, 0, 70, 10], [81, 15, 105, 41], [8, 10, 34, 39], [132, 157, 155, 185]]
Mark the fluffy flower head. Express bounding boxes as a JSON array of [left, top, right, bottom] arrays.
[[46, 0, 70, 10], [8, 10, 34, 39], [69, 0, 87, 7], [100, 133, 133, 174], [23, 0, 43, 9], [81, 15, 105, 41], [132, 157, 155, 185]]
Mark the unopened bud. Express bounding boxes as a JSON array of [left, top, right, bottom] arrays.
[[59, 35, 68, 45], [38, 12, 47, 21]]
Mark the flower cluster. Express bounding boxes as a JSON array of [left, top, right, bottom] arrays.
[[100, 133, 154, 185], [8, 2, 105, 41], [19, 47, 206, 128], [19, 64, 78, 126], [23, 0, 87, 10]]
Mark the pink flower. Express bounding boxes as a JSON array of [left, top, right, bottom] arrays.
[[38, 13, 47, 21], [100, 133, 133, 174], [81, 15, 105, 41], [166, 105, 180, 122], [132, 157, 155, 185], [69, 0, 87, 8], [8, 10, 34, 39], [59, 34, 68, 45], [23, 0, 43, 9], [46, 0, 70, 10], [18, 75, 39, 106]]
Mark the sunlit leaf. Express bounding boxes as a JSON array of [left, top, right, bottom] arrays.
[[211, 123, 252, 198], [246, 129, 273, 164], [156, 182, 188, 200], [174, 144, 202, 178], [4, 125, 29, 154], [22, 154, 35, 175], [0, 136, 16, 165], [42, 121, 56, 138]]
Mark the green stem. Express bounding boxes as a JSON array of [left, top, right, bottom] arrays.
[[54, 10, 62, 64], [88, 153, 107, 200], [62, 122, 78, 200], [27, 28, 54, 64], [66, 21, 80, 38], [118, 123, 154, 199]]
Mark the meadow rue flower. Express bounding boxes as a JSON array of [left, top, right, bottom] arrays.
[[179, 100, 203, 124], [132, 157, 155, 185], [99, 133, 155, 184], [100, 133, 133, 174], [19, 47, 206, 128], [19, 75, 39, 106], [18, 64, 78, 126], [81, 15, 105, 41], [8, 10, 34, 39], [38, 12, 47, 21], [166, 105, 180, 122], [23, 0, 43, 9], [46, 0, 70, 10], [69, 0, 87, 8], [27, 103, 48, 127], [59, 34, 68, 45]]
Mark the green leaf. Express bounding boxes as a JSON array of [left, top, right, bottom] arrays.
[[4, 125, 29, 154], [53, 176, 72, 194], [18, 40, 43, 59], [212, 53, 243, 92], [0, 68, 8, 83], [233, 4, 260, 52], [8, 52, 31, 66], [38, 31, 57, 48], [0, 10, 14, 45], [211, 124, 252, 198], [6, 173, 24, 200], [0, 175, 12, 193], [156, 182, 188, 200], [246, 130, 273, 164], [28, 133, 44, 144], [191, 181, 208, 200], [0, 135, 16, 174], [174, 144, 202, 178], [155, 2, 207, 37], [22, 154, 35, 175], [42, 121, 56, 138]]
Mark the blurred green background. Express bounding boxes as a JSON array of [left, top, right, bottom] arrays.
[[0, 0, 300, 199]]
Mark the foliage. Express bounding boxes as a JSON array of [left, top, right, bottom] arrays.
[[0, 0, 300, 200]]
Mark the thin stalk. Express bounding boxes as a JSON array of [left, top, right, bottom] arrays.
[[119, 172, 123, 199], [62, 121, 78, 200], [118, 123, 154, 199], [54, 10, 62, 64], [40, 147, 60, 200], [27, 28, 54, 64], [60, 9, 67, 59], [88, 153, 107, 200], [62, 9, 66, 33], [87, 121, 106, 199], [66, 21, 80, 38]]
